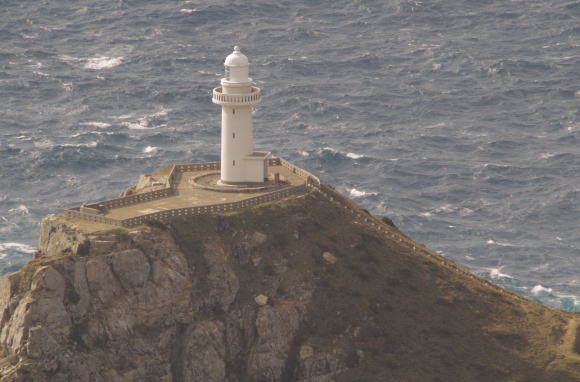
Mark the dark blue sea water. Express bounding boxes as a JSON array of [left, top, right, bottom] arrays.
[[1, 0, 580, 311]]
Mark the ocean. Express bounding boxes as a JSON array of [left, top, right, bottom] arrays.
[[1, 0, 579, 311]]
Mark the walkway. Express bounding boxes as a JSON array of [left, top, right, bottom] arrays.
[[102, 164, 306, 220]]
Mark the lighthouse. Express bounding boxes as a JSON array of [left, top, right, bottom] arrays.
[[212, 46, 270, 185]]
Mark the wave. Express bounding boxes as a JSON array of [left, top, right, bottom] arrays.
[[317, 147, 369, 161], [348, 188, 378, 198], [59, 142, 98, 148], [346, 152, 364, 159], [59, 54, 124, 70], [122, 109, 171, 130], [7, 205, 29, 215], [531, 284, 552, 296], [84, 56, 123, 70], [0, 242, 36, 255], [79, 122, 112, 129], [488, 267, 513, 280], [143, 146, 158, 154]]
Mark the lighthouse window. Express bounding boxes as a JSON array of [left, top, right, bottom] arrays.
[[233, 160, 235, 166], [225, 66, 230, 80], [232, 108, 235, 115], [233, 133, 235, 139]]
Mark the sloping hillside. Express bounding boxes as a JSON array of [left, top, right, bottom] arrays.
[[0, 191, 577, 381]]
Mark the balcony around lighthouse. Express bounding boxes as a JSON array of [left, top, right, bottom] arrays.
[[212, 86, 261, 106]]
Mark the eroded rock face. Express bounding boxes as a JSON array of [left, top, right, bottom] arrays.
[[0, 215, 319, 382]]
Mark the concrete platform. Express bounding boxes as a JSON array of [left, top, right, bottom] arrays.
[[102, 164, 306, 221]]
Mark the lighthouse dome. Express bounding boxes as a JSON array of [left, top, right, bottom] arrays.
[[224, 46, 249, 67]]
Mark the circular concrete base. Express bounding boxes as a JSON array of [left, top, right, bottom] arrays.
[[191, 172, 287, 193]]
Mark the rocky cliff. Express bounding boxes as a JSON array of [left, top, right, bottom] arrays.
[[0, 192, 578, 381]]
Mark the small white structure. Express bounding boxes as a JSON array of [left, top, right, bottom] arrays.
[[212, 46, 270, 184]]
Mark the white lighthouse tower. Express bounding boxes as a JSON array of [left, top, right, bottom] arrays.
[[212, 46, 270, 185]]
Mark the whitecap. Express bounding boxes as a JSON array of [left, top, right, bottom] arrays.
[[349, 188, 367, 198], [60, 142, 98, 148], [489, 267, 512, 279], [122, 122, 157, 130], [32, 71, 50, 78], [143, 146, 158, 154], [180, 8, 197, 13], [299, 151, 309, 157], [122, 109, 170, 130], [348, 188, 378, 198], [84, 56, 123, 70], [79, 122, 112, 129], [8, 205, 29, 215], [419, 212, 432, 217], [531, 284, 553, 296], [321, 146, 337, 154], [486, 239, 515, 247], [433, 204, 455, 213], [346, 152, 364, 159], [425, 122, 447, 129], [539, 152, 557, 159], [482, 162, 511, 168], [0, 242, 36, 254]]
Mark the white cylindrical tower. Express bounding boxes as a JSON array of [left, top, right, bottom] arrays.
[[212, 46, 266, 184]]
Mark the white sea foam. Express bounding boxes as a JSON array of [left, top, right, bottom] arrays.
[[143, 146, 158, 154], [79, 122, 112, 129], [122, 109, 170, 130], [346, 152, 364, 159], [425, 122, 447, 129], [348, 188, 378, 198], [0, 243, 36, 254], [84, 56, 123, 70], [432, 204, 474, 216], [531, 284, 553, 296], [123, 122, 157, 130], [486, 239, 515, 247], [539, 152, 557, 159], [60, 142, 98, 148], [32, 71, 50, 78], [299, 151, 309, 157], [180, 8, 197, 14], [489, 267, 512, 279], [8, 205, 29, 215], [321, 146, 337, 154]]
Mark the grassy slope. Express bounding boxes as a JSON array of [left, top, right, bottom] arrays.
[[163, 192, 579, 382]]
